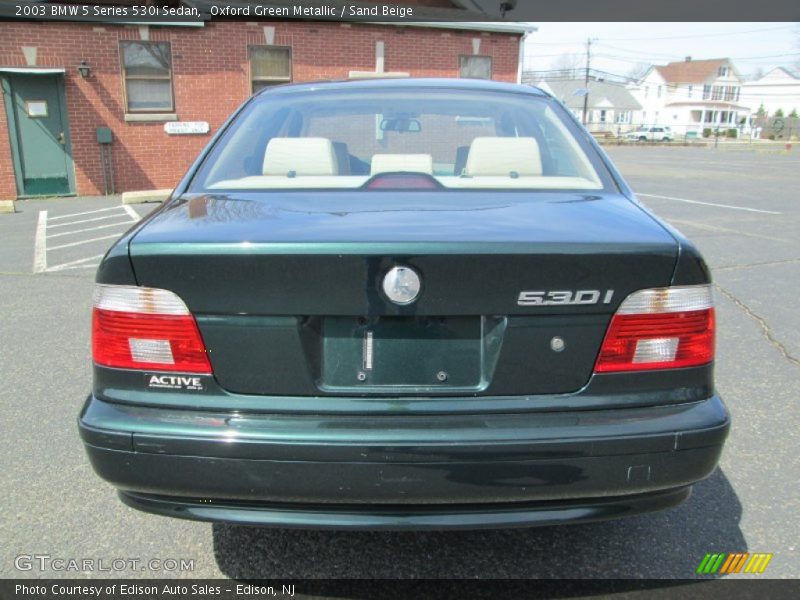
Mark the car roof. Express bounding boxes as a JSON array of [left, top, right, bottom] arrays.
[[256, 77, 549, 98]]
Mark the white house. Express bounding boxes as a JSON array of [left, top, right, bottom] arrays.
[[741, 67, 800, 117], [629, 58, 749, 135]]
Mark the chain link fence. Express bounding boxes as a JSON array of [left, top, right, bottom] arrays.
[[584, 119, 799, 144]]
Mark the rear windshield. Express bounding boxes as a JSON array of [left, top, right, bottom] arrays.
[[190, 86, 605, 192]]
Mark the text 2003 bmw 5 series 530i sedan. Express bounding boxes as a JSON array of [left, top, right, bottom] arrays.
[[79, 78, 729, 530]]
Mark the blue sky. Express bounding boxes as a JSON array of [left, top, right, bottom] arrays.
[[521, 23, 800, 80]]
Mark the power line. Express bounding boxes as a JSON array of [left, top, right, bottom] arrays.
[[588, 24, 798, 42], [594, 43, 685, 60], [521, 69, 800, 101], [524, 25, 797, 49], [595, 41, 800, 62], [589, 53, 800, 66]]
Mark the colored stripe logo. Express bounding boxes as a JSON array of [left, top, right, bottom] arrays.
[[696, 553, 773, 574]]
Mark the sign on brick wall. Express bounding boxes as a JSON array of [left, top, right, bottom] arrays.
[[164, 121, 210, 135]]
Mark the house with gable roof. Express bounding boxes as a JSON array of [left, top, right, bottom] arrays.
[[536, 77, 642, 133], [629, 57, 749, 135], [741, 67, 800, 117]]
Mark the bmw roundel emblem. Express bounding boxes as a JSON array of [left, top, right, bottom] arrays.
[[382, 266, 421, 305]]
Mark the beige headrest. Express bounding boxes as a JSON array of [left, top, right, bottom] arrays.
[[371, 154, 433, 175], [263, 137, 338, 176], [464, 137, 542, 177]]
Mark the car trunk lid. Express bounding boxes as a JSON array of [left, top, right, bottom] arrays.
[[127, 192, 678, 396]]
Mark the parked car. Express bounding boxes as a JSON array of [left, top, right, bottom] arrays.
[[80, 79, 728, 530], [625, 126, 674, 142]]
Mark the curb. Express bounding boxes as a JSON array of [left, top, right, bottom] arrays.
[[121, 189, 172, 204], [0, 199, 16, 214]]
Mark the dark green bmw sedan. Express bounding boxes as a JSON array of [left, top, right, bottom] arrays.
[[79, 78, 729, 529]]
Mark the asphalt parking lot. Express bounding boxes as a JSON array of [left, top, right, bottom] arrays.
[[0, 146, 798, 581]]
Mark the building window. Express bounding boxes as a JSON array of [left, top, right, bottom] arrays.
[[718, 66, 728, 77], [687, 85, 693, 99], [644, 86, 649, 98], [657, 85, 662, 98], [121, 41, 174, 112], [250, 46, 292, 93], [703, 85, 711, 100], [459, 55, 492, 80]]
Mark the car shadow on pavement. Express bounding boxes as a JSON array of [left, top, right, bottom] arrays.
[[212, 468, 744, 581]]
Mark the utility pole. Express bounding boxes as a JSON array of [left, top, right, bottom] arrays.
[[582, 38, 594, 125]]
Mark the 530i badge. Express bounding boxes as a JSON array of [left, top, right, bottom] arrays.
[[79, 78, 729, 530], [517, 289, 615, 306]]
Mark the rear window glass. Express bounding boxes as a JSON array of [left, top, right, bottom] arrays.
[[191, 87, 604, 192]]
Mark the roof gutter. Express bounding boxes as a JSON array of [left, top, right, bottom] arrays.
[[369, 21, 537, 35]]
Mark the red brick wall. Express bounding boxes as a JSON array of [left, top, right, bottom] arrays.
[[0, 88, 17, 198], [0, 21, 520, 198]]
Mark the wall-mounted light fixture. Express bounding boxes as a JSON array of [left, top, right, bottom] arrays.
[[77, 60, 91, 78]]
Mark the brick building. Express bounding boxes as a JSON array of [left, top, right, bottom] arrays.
[[0, 1, 532, 200]]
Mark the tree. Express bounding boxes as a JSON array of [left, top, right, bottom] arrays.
[[789, 108, 799, 118], [756, 104, 767, 117], [626, 62, 650, 82], [774, 108, 784, 118], [549, 53, 582, 79]]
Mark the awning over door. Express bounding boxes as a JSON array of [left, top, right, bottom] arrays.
[[0, 67, 65, 75]]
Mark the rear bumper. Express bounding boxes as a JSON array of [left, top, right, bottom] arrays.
[[79, 394, 729, 529]]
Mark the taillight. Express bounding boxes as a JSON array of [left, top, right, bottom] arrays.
[[594, 284, 714, 373], [92, 284, 212, 374]]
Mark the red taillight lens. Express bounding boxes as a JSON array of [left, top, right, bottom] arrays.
[[594, 285, 715, 373], [92, 284, 211, 374]]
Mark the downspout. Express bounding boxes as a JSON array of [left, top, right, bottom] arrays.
[[517, 30, 531, 84]]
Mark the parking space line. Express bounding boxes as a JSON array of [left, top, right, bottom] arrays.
[[46, 254, 105, 272], [47, 214, 130, 228], [47, 206, 121, 221], [33, 206, 140, 275], [637, 193, 782, 215], [33, 210, 48, 273], [49, 233, 122, 251], [47, 221, 134, 239], [123, 205, 141, 221]]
